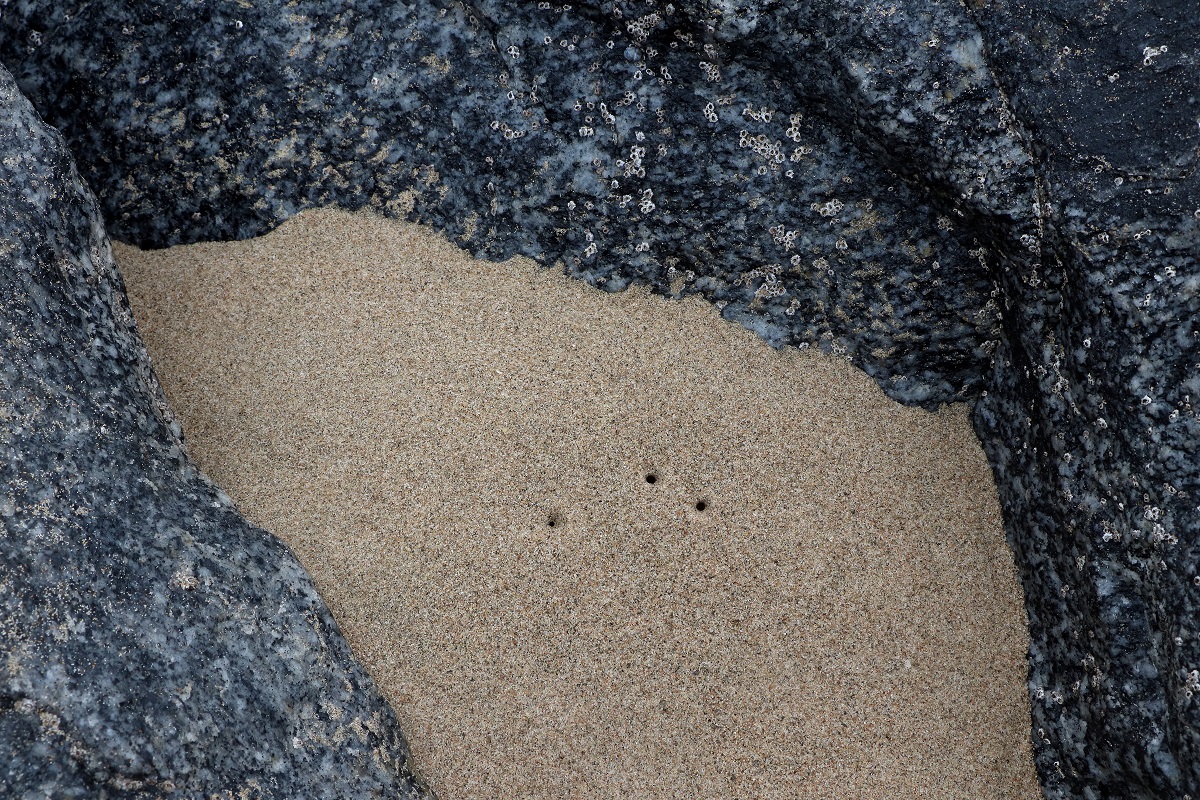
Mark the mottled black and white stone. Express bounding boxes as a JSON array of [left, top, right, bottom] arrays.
[[1, 1, 1198, 798], [0, 0, 1030, 407], [0, 68, 432, 800], [969, 2, 1200, 797]]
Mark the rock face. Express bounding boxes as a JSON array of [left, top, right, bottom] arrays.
[[0, 0, 1028, 408], [0, 69, 433, 799], [968, 3, 1200, 796], [0, 1, 1197, 798]]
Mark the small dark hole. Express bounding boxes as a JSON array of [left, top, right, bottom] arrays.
[[645, 473, 658, 484], [695, 500, 707, 512], [547, 515, 557, 528]]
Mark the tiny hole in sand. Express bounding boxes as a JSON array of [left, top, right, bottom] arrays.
[[546, 513, 559, 528], [695, 500, 707, 512], [645, 473, 658, 484]]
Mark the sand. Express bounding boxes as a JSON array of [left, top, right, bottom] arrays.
[[117, 207, 1039, 800]]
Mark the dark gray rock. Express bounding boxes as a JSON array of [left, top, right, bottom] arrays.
[[1, 1, 1197, 798], [968, 3, 1200, 797], [0, 67, 433, 800], [0, 0, 1023, 407]]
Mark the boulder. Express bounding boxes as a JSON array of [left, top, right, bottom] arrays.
[[0, 66, 433, 800]]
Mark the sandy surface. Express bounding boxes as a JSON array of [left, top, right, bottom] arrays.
[[118, 207, 1039, 800]]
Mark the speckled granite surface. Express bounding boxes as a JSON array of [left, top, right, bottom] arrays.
[[969, 3, 1200, 796], [0, 69, 432, 800], [0, 1, 1197, 798], [0, 0, 1028, 407]]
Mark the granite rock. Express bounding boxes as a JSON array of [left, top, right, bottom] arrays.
[[0, 67, 433, 800], [968, 3, 1200, 797], [1, 1, 1198, 798], [0, 0, 1026, 407]]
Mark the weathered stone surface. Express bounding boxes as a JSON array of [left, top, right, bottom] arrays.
[[967, 4, 1200, 797], [1, 1, 1197, 798], [1, 0, 1029, 407], [0, 67, 433, 799]]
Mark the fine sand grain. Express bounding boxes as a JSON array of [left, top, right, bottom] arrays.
[[118, 207, 1039, 799]]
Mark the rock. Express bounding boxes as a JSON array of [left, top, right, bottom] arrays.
[[968, 3, 1200, 797], [0, 67, 433, 800], [0, 0, 1020, 407], [1, 1, 1197, 797]]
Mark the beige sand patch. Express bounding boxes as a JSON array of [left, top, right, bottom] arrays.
[[119, 207, 1038, 800]]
